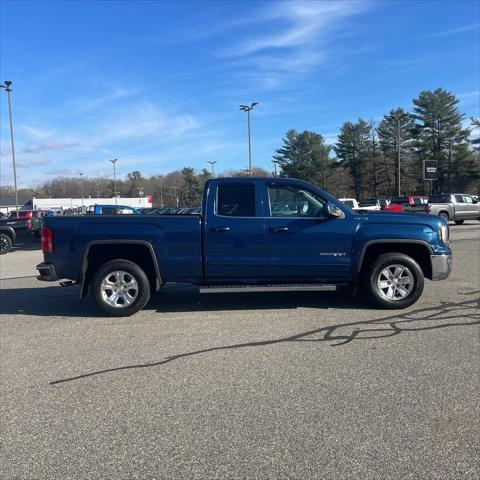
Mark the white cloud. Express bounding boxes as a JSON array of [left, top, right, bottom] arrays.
[[420, 23, 479, 39], [218, 1, 370, 89], [16, 158, 52, 168]]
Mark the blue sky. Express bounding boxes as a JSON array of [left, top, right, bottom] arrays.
[[0, 0, 479, 187]]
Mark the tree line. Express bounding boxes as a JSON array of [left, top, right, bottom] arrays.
[[1, 88, 479, 208], [274, 88, 480, 198]]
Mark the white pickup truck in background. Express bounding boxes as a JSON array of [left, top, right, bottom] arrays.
[[428, 193, 480, 224]]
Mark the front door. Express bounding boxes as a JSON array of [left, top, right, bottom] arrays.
[[262, 182, 353, 281]]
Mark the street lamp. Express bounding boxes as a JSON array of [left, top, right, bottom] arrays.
[[0, 81, 19, 216], [109, 158, 118, 204], [207, 160, 218, 176], [79, 172, 84, 208], [239, 102, 258, 177]]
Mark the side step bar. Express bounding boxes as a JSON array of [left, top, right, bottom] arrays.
[[199, 284, 338, 294]]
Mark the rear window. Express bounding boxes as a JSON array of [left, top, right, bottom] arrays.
[[390, 197, 409, 205], [429, 195, 451, 203], [358, 199, 377, 207], [217, 184, 256, 217]]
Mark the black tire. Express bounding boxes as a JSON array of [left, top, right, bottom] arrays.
[[454, 220, 464, 225], [0, 233, 13, 255], [91, 259, 151, 316], [439, 212, 449, 223], [365, 253, 424, 309]]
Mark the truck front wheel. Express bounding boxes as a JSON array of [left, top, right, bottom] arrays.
[[91, 259, 151, 316], [365, 253, 424, 309]]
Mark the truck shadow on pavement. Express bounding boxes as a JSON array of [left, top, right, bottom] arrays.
[[49, 290, 480, 385], [0, 284, 367, 317]]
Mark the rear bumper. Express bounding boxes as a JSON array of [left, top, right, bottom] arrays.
[[36, 262, 58, 281], [430, 254, 452, 281]]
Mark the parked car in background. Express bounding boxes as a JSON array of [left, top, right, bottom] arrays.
[[389, 196, 430, 214], [8, 209, 35, 220], [339, 198, 360, 210], [86, 204, 141, 215], [38, 177, 452, 316], [428, 193, 480, 224], [0, 216, 37, 254], [381, 203, 403, 212], [357, 198, 390, 211]]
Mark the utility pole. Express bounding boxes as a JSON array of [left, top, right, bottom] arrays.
[[240, 102, 258, 177], [79, 172, 84, 208], [1, 81, 19, 216], [109, 159, 118, 205], [207, 160, 218, 176], [272, 162, 278, 176]]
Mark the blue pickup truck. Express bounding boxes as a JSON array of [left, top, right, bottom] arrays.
[[37, 177, 452, 316]]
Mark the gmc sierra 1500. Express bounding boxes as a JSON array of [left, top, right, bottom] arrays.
[[37, 178, 452, 316]]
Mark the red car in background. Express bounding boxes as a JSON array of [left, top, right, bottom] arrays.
[[386, 196, 430, 213]]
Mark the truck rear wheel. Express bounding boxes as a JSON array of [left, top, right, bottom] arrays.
[[0, 234, 13, 254], [91, 259, 150, 316], [365, 253, 424, 309], [439, 212, 449, 223]]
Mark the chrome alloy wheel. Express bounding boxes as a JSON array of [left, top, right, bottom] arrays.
[[376, 264, 414, 301], [100, 271, 139, 308]]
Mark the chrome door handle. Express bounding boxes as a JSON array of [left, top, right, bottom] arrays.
[[270, 226, 289, 233], [212, 226, 230, 232]]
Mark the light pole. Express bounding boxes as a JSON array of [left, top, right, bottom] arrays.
[[0, 81, 19, 216], [79, 172, 84, 208], [396, 116, 401, 196], [207, 160, 218, 176], [109, 158, 118, 204], [239, 102, 258, 177]]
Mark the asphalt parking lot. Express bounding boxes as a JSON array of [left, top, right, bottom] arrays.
[[1, 224, 479, 480]]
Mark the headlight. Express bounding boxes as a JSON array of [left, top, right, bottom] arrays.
[[438, 224, 449, 246]]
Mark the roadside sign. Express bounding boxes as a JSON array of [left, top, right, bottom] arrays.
[[423, 159, 438, 181]]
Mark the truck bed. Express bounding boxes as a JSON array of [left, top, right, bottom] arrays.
[[43, 214, 203, 283]]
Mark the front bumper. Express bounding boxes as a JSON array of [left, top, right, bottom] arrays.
[[36, 262, 58, 281], [430, 254, 452, 281]]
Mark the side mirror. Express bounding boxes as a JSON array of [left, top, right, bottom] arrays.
[[325, 201, 345, 219]]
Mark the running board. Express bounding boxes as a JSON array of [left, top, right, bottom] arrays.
[[199, 284, 338, 294]]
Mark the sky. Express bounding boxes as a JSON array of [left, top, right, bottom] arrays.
[[0, 0, 479, 187]]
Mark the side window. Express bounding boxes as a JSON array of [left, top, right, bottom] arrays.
[[217, 184, 256, 217], [463, 195, 473, 204], [268, 184, 327, 218], [455, 195, 464, 203]]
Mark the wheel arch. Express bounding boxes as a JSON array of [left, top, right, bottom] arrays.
[[0, 227, 16, 243], [80, 240, 162, 298], [356, 240, 433, 281]]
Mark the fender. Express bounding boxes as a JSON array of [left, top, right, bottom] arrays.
[[79, 239, 163, 297], [354, 239, 434, 278]]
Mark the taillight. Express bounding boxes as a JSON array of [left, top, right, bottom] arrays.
[[41, 226, 54, 253]]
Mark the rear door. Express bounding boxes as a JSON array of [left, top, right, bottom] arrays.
[[262, 181, 353, 281], [454, 194, 469, 219], [462, 195, 478, 218], [203, 182, 265, 280]]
